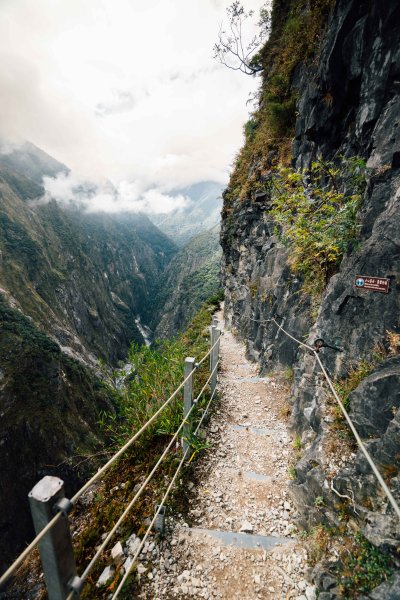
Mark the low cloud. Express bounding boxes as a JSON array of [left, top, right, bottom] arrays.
[[40, 172, 190, 215], [0, 0, 266, 205]]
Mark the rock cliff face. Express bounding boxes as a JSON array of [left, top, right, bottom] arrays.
[[221, 0, 400, 595]]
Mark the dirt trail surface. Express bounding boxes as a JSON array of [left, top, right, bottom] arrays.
[[140, 312, 315, 599]]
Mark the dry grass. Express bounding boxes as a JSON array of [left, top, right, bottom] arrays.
[[387, 330, 400, 355]]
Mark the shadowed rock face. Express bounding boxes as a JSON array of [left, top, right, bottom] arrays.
[[221, 0, 400, 585]]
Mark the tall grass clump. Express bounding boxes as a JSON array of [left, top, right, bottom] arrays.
[[101, 294, 222, 451]]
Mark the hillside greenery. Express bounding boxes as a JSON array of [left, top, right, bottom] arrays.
[[0, 295, 112, 568], [269, 156, 367, 295], [153, 225, 223, 338], [70, 295, 223, 598], [223, 0, 335, 210]]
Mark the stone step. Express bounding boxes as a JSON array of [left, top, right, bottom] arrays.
[[244, 470, 272, 482], [189, 528, 290, 550], [232, 424, 275, 435]]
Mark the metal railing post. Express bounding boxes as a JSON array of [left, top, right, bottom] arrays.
[[28, 476, 79, 599], [210, 317, 218, 371], [183, 357, 195, 457], [210, 326, 220, 395]]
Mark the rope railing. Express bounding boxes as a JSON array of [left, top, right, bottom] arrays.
[[113, 445, 190, 599], [110, 362, 221, 600], [270, 317, 400, 520], [71, 334, 221, 505], [0, 512, 62, 587], [0, 319, 222, 599], [65, 360, 220, 598]]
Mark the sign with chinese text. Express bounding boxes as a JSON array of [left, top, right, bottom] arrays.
[[354, 275, 390, 294]]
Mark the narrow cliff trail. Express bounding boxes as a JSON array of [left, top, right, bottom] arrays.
[[141, 311, 315, 600]]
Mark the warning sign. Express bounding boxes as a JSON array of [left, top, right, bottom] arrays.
[[354, 275, 390, 294]]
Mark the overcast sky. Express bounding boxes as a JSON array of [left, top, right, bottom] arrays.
[[0, 0, 266, 212]]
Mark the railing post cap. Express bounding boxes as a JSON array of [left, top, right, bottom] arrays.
[[29, 476, 64, 502], [185, 356, 195, 363]]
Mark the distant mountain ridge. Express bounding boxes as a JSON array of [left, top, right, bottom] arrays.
[[150, 181, 223, 246]]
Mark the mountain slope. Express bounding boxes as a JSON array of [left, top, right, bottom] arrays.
[[150, 181, 223, 246], [0, 297, 113, 571], [0, 144, 177, 364], [153, 224, 222, 338], [0, 143, 178, 569]]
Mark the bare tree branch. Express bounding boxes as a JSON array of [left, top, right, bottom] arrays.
[[213, 1, 270, 76]]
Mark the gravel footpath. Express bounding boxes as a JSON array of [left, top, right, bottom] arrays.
[[136, 313, 316, 599]]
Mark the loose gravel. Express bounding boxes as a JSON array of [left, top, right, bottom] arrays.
[[135, 312, 315, 600]]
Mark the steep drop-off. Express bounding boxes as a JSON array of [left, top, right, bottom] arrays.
[[221, 0, 400, 596], [0, 143, 177, 364], [0, 143, 179, 570], [0, 298, 113, 571], [153, 224, 222, 338]]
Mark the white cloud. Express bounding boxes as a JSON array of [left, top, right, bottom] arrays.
[[0, 0, 267, 209], [40, 172, 190, 214]]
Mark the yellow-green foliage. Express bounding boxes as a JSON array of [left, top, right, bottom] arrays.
[[338, 532, 394, 597], [269, 157, 366, 295], [223, 0, 335, 209]]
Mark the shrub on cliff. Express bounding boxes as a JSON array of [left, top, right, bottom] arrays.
[[269, 156, 367, 295]]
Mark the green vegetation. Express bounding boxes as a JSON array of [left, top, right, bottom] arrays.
[[153, 225, 223, 338], [75, 296, 223, 598], [103, 295, 221, 450], [293, 435, 302, 451], [0, 294, 112, 568], [326, 353, 385, 455], [334, 360, 378, 411], [304, 527, 394, 597], [337, 533, 394, 597], [269, 157, 367, 295], [223, 0, 335, 208], [283, 366, 294, 382]]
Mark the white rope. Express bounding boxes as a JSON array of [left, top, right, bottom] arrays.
[[73, 359, 220, 589], [66, 400, 200, 595], [0, 333, 220, 589], [194, 360, 219, 405], [112, 448, 190, 599], [195, 384, 218, 435], [196, 334, 220, 368], [111, 360, 220, 598], [271, 318, 400, 520], [70, 337, 221, 505]]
